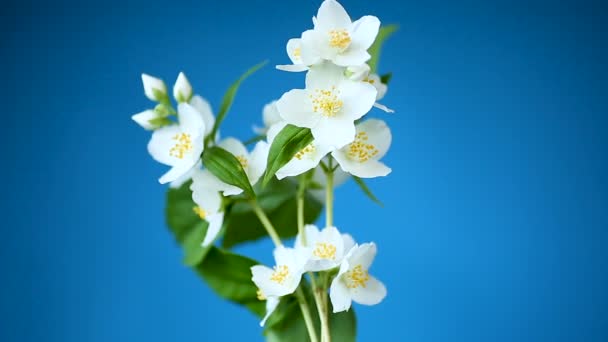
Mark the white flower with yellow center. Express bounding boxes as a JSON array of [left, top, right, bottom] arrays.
[[211, 138, 269, 196], [330, 243, 386, 312], [253, 100, 283, 135], [277, 62, 377, 148], [251, 246, 307, 298], [190, 169, 225, 246], [300, 0, 380, 67], [266, 121, 334, 179], [276, 38, 309, 73], [295, 225, 355, 272], [147, 103, 205, 184], [347, 64, 393, 113], [332, 119, 391, 178]]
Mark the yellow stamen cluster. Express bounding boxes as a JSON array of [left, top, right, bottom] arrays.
[[236, 155, 248, 168], [193, 206, 206, 220], [363, 77, 376, 84], [347, 131, 379, 163], [311, 87, 343, 117], [329, 29, 351, 50], [169, 133, 193, 159], [295, 144, 316, 160], [313, 242, 337, 260], [270, 265, 290, 284], [256, 288, 266, 301], [345, 264, 370, 289], [293, 47, 301, 59]]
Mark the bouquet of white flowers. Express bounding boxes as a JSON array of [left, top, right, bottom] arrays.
[[132, 1, 396, 340]]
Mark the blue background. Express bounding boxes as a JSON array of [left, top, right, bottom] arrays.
[[2, 0, 607, 341]]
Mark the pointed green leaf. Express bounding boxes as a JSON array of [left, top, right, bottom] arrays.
[[353, 176, 383, 206], [208, 61, 267, 142], [263, 125, 314, 185], [368, 25, 398, 73], [202, 146, 255, 198]]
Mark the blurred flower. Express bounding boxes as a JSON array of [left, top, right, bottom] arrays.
[[190, 169, 226, 246], [253, 100, 283, 135], [251, 246, 307, 297]]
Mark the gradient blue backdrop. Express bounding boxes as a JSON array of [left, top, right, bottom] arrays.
[[2, 0, 607, 341]]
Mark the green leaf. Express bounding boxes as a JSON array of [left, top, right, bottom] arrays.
[[380, 72, 393, 85], [195, 247, 265, 316], [181, 221, 213, 266], [208, 61, 267, 142], [222, 178, 323, 248], [368, 24, 398, 73], [353, 176, 383, 206], [263, 125, 314, 185], [203, 146, 255, 198]]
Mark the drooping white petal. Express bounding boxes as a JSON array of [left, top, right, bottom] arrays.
[[177, 103, 205, 136], [332, 151, 391, 178], [141, 73, 167, 102], [330, 273, 352, 313], [337, 80, 377, 120], [247, 141, 270, 185], [191, 171, 222, 213], [349, 275, 387, 306], [132, 109, 159, 130], [276, 64, 309, 72], [315, 0, 352, 30], [373, 102, 394, 113], [349, 16, 381, 50], [202, 212, 224, 246], [147, 125, 182, 166], [189, 95, 215, 137], [312, 117, 356, 149], [173, 72, 193, 103], [277, 89, 321, 128], [260, 296, 280, 327]]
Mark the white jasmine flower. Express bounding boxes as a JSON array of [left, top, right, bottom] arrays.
[[276, 38, 309, 72], [213, 138, 270, 196], [132, 109, 160, 130], [332, 119, 391, 178], [173, 72, 193, 103], [267, 121, 334, 179], [251, 246, 307, 297], [347, 65, 393, 113], [300, 0, 380, 67], [147, 103, 205, 184], [141, 73, 168, 102], [253, 100, 284, 135], [189, 95, 216, 138], [330, 243, 387, 312], [346, 64, 371, 82], [256, 290, 280, 327], [277, 62, 377, 148], [295, 225, 353, 272], [190, 169, 226, 246]]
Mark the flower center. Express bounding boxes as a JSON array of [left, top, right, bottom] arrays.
[[345, 264, 370, 289], [169, 133, 193, 159], [236, 155, 248, 168], [295, 144, 316, 160], [292, 47, 301, 61], [313, 242, 337, 260], [270, 265, 290, 284], [256, 288, 266, 301], [311, 87, 343, 117], [329, 29, 351, 50], [347, 131, 379, 163], [193, 206, 207, 219]]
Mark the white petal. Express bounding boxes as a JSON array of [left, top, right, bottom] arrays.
[[373, 102, 394, 113], [132, 109, 159, 130], [334, 48, 371, 67], [260, 296, 280, 327], [141, 73, 167, 102], [319, 226, 345, 259], [366, 74, 387, 100], [218, 137, 248, 157], [305, 62, 346, 90], [173, 72, 193, 103], [338, 80, 377, 120], [159, 161, 197, 184], [266, 121, 288, 144], [356, 119, 392, 159], [276, 142, 332, 179], [190, 184, 221, 213], [276, 64, 309, 72], [350, 16, 381, 50], [247, 141, 270, 185], [346, 243, 377, 270], [177, 103, 205, 136], [316, 0, 352, 30], [332, 150, 391, 178], [342, 234, 356, 254], [263, 101, 283, 128], [350, 276, 387, 306], [312, 117, 356, 149], [286, 38, 303, 65], [347, 64, 371, 81], [251, 265, 287, 297], [295, 224, 321, 249], [189, 95, 215, 136], [300, 29, 324, 66], [330, 277, 352, 313], [169, 162, 199, 189], [276, 89, 321, 128], [147, 125, 181, 166], [201, 212, 224, 246]]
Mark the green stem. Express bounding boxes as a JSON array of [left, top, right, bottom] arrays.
[[296, 288, 320, 342], [325, 162, 335, 228], [250, 200, 282, 247], [297, 176, 307, 246]]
